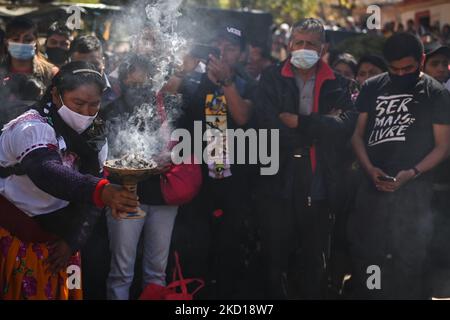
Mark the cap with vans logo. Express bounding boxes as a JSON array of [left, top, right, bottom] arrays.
[[215, 25, 246, 50]]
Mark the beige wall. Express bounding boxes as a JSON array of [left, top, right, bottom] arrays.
[[332, 0, 450, 29], [431, 4, 450, 25], [400, 1, 450, 26]]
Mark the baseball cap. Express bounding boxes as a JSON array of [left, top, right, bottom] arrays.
[[214, 25, 246, 50], [424, 42, 450, 58]]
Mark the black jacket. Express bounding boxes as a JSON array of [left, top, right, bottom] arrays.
[[255, 59, 358, 211]]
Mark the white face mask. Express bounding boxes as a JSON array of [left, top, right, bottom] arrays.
[[290, 48, 321, 70], [57, 95, 97, 134]]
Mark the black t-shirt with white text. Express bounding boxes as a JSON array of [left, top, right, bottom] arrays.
[[356, 72, 450, 177]]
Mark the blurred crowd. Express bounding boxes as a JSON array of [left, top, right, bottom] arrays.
[[0, 12, 449, 301]]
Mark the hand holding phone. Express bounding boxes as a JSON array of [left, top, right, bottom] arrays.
[[378, 175, 397, 182], [190, 44, 221, 62]]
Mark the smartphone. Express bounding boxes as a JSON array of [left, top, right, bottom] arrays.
[[378, 175, 397, 182], [190, 44, 221, 61]]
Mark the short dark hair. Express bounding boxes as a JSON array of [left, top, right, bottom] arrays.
[[69, 35, 103, 56], [332, 53, 358, 75], [383, 32, 424, 63], [39, 61, 106, 108], [356, 54, 388, 73], [5, 17, 37, 39], [118, 53, 155, 88], [249, 40, 272, 60], [47, 21, 72, 39]]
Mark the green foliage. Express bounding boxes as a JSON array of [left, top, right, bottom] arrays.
[[66, 0, 101, 3], [185, 0, 318, 24], [335, 34, 385, 60], [240, 0, 317, 24]]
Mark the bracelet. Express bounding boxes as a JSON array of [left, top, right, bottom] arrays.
[[412, 166, 421, 178], [93, 179, 110, 208]]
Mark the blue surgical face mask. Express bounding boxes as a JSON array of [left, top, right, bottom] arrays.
[[8, 41, 36, 60], [290, 48, 321, 70]]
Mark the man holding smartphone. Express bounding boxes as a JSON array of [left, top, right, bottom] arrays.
[[173, 25, 257, 299], [350, 32, 450, 299]]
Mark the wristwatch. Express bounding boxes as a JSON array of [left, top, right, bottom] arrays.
[[219, 77, 234, 87]]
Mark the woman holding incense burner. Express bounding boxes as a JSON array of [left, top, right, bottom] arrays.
[[0, 61, 139, 300]]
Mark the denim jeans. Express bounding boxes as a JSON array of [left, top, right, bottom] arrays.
[[106, 204, 178, 300]]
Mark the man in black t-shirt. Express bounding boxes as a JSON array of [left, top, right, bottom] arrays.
[[349, 32, 450, 299], [172, 25, 257, 299]]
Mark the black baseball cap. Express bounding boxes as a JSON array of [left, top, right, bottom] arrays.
[[214, 25, 246, 50], [424, 42, 450, 58]]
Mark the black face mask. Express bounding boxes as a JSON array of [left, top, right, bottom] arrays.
[[46, 47, 69, 65], [389, 68, 421, 91]]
